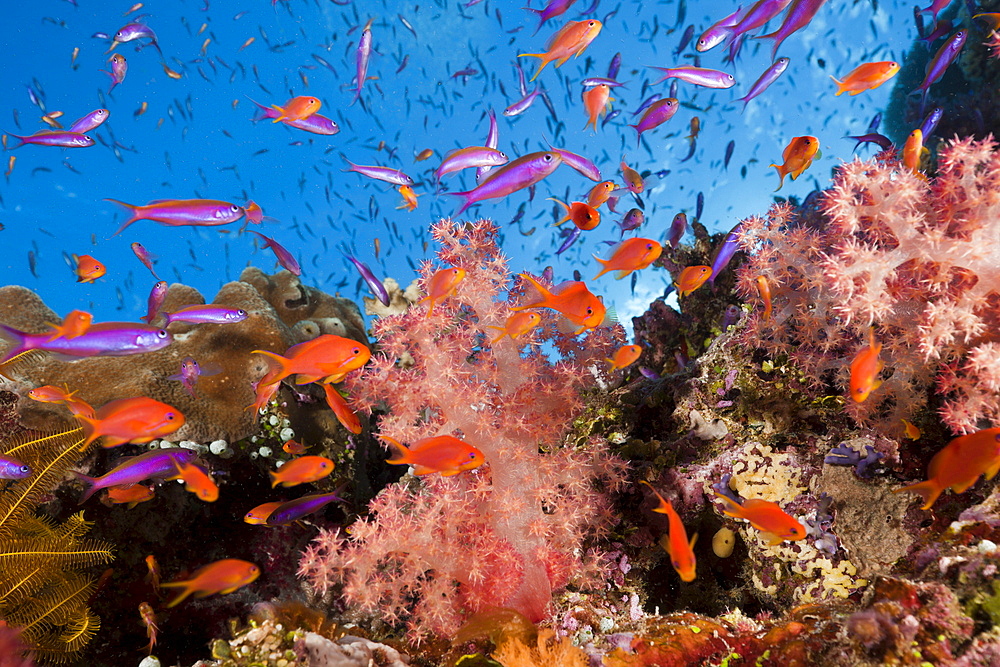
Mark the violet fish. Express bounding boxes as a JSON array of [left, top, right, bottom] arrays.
[[163, 305, 249, 325], [106, 198, 246, 237], [449, 151, 562, 216], [342, 157, 414, 186], [69, 109, 109, 133], [736, 57, 789, 111], [650, 66, 735, 88], [708, 221, 744, 286], [913, 30, 966, 114], [142, 281, 169, 324], [265, 491, 345, 525], [0, 455, 31, 480], [342, 251, 390, 306], [76, 448, 197, 502], [0, 322, 172, 363], [249, 231, 301, 276], [351, 19, 374, 106], [758, 0, 829, 60], [6, 131, 94, 149], [628, 98, 679, 147], [545, 145, 600, 181]]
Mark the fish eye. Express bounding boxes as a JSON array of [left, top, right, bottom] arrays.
[[586, 307, 593, 314], [352, 347, 361, 354], [165, 412, 176, 420], [544, 154, 553, 161], [19, 465, 30, 474], [499, 152, 507, 158], [230, 205, 242, 212], [156, 330, 168, 339], [237, 309, 248, 317]]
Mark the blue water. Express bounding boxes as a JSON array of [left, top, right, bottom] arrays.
[[1, 0, 910, 333]]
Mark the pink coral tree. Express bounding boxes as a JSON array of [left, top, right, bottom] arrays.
[[298, 219, 627, 639], [735, 136, 1000, 436]]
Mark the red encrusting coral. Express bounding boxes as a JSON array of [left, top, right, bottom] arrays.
[[297, 219, 628, 640], [735, 136, 1000, 437]]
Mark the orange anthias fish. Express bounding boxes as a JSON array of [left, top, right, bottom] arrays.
[[674, 265, 712, 297], [170, 458, 219, 501], [895, 428, 1000, 509], [486, 311, 542, 344], [513, 273, 607, 334], [139, 602, 158, 655], [901, 419, 921, 441], [593, 238, 662, 279], [244, 501, 283, 525], [419, 267, 467, 316], [713, 493, 806, 546], [756, 276, 773, 320], [381, 434, 485, 476], [607, 344, 643, 372], [642, 481, 696, 582], [830, 61, 899, 96], [161, 558, 260, 607], [46, 309, 92, 341], [549, 197, 601, 230], [620, 160, 644, 194], [283, 439, 307, 455], [582, 84, 612, 132], [902, 129, 927, 178], [27, 384, 95, 418], [322, 384, 362, 434], [105, 483, 155, 508], [396, 184, 419, 211], [771, 136, 819, 191], [587, 180, 617, 208], [76, 396, 184, 449], [269, 455, 334, 487], [74, 254, 106, 283], [518, 19, 603, 81], [271, 95, 321, 123], [252, 334, 371, 385], [849, 327, 883, 403]]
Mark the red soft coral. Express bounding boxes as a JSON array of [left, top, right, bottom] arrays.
[[298, 219, 627, 640]]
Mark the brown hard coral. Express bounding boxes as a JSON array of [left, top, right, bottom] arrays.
[[0, 273, 369, 445]]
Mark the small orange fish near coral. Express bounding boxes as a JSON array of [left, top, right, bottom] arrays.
[[396, 184, 419, 211], [486, 311, 542, 344], [513, 273, 606, 334], [548, 197, 601, 230], [270, 455, 334, 487], [849, 327, 883, 403], [420, 267, 466, 316], [587, 180, 617, 208], [642, 481, 697, 582], [76, 396, 184, 449], [381, 434, 485, 476], [283, 439, 307, 455], [169, 458, 219, 502], [756, 276, 773, 320], [830, 61, 899, 96], [901, 419, 921, 440], [253, 334, 370, 385], [607, 344, 642, 372], [161, 558, 260, 607], [244, 501, 283, 525], [713, 492, 806, 546], [770, 135, 819, 191], [593, 238, 662, 279], [74, 254, 106, 283], [138, 602, 159, 654], [582, 83, 612, 132], [674, 265, 712, 297], [902, 128, 928, 178], [322, 384, 362, 434], [894, 428, 1000, 509], [104, 484, 155, 508], [46, 309, 92, 341], [620, 159, 644, 194]]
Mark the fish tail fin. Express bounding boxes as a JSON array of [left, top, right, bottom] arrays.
[[893, 480, 941, 510], [445, 190, 475, 217], [0, 323, 30, 363], [829, 75, 846, 96], [73, 414, 101, 451], [74, 472, 101, 503], [380, 436, 411, 465], [592, 254, 611, 280], [512, 272, 553, 310], [161, 581, 195, 608], [769, 164, 787, 192], [251, 349, 292, 381], [712, 491, 744, 518], [104, 198, 141, 237], [3, 133, 26, 150], [270, 105, 286, 123], [485, 326, 507, 344]]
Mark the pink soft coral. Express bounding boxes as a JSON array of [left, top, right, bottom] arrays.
[[736, 136, 1000, 436], [298, 219, 627, 640]]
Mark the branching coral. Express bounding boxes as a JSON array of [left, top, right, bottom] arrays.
[[298, 219, 628, 640], [736, 136, 1000, 436]]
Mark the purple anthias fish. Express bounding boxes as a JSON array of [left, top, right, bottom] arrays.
[[249, 231, 301, 276], [435, 146, 508, 181], [163, 305, 249, 325], [758, 0, 829, 60], [342, 252, 390, 306], [110, 22, 163, 57], [503, 84, 544, 117], [582, 77, 627, 88], [103, 53, 128, 94], [545, 145, 600, 181], [247, 98, 339, 135], [708, 221, 744, 286], [697, 5, 746, 52], [450, 151, 562, 215], [628, 97, 679, 147], [142, 281, 169, 324], [476, 109, 500, 183], [729, 0, 794, 43], [632, 93, 662, 117], [69, 109, 109, 133], [131, 242, 158, 279], [526, 0, 578, 35], [0, 322, 171, 363], [651, 66, 735, 88], [265, 491, 345, 525], [106, 198, 246, 237], [6, 131, 94, 149], [351, 18, 374, 106], [556, 227, 582, 254], [607, 52, 622, 79], [343, 157, 413, 186], [921, 107, 943, 138], [167, 357, 221, 398], [736, 57, 789, 111], [914, 30, 966, 113], [667, 212, 687, 248], [0, 454, 31, 480], [846, 132, 893, 152], [76, 448, 196, 503], [619, 208, 645, 234]]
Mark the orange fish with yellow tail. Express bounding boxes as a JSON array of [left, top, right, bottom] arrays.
[[512, 273, 607, 334], [642, 481, 697, 582], [770, 136, 819, 191], [895, 428, 1000, 509]]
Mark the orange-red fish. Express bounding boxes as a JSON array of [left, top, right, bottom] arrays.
[[642, 481, 696, 582], [420, 267, 466, 316], [414, 148, 434, 162], [46, 309, 92, 341], [105, 484, 154, 508], [770, 136, 819, 191], [139, 602, 158, 654], [582, 84, 612, 131], [620, 160, 644, 194], [549, 197, 601, 230], [607, 344, 642, 372], [269, 455, 334, 487], [381, 434, 485, 476], [895, 428, 1000, 509], [271, 96, 321, 124], [713, 492, 806, 545], [161, 558, 260, 607], [27, 384, 95, 418], [486, 311, 542, 344], [74, 254, 106, 283], [76, 396, 184, 449], [756, 276, 773, 320], [252, 335, 370, 385], [587, 180, 617, 208], [902, 129, 927, 177], [283, 439, 307, 455], [396, 184, 419, 211], [849, 327, 882, 403], [513, 273, 606, 333], [244, 501, 282, 525], [518, 19, 603, 81], [830, 61, 899, 96], [674, 265, 712, 297], [902, 419, 921, 440], [170, 458, 218, 501], [593, 238, 662, 279], [145, 554, 160, 590], [322, 384, 362, 434]]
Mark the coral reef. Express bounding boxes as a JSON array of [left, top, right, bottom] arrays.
[[298, 219, 628, 640]]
